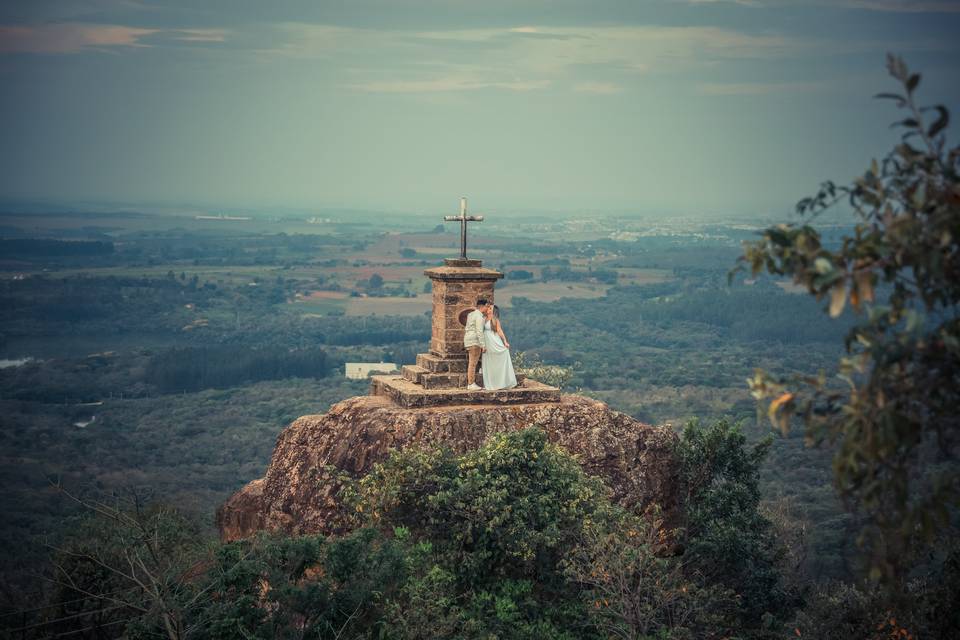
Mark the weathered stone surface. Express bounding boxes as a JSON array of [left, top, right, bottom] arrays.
[[216, 478, 266, 541], [417, 352, 467, 373], [401, 364, 427, 384], [371, 374, 557, 407], [420, 372, 466, 389], [444, 258, 482, 267], [426, 263, 502, 358], [424, 265, 502, 282], [216, 394, 680, 542]]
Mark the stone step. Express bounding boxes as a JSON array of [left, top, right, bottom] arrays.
[[420, 372, 486, 389], [417, 352, 468, 373], [370, 375, 561, 409], [421, 372, 467, 389], [401, 364, 428, 384]]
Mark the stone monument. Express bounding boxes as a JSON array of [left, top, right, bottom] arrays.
[[217, 198, 679, 543], [370, 197, 561, 407]]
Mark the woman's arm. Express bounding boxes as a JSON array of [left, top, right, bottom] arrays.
[[495, 319, 510, 349]]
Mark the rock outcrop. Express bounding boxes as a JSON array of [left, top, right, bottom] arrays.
[[217, 394, 679, 541]]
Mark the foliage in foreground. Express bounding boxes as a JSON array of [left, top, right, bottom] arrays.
[[30, 425, 781, 639], [736, 54, 960, 583], [789, 542, 960, 640], [21, 422, 960, 639], [350, 427, 735, 639], [673, 419, 791, 624]]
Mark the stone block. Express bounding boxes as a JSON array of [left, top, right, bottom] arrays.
[[401, 365, 427, 384], [421, 372, 465, 389], [370, 375, 561, 408], [432, 345, 466, 359], [443, 258, 482, 267], [424, 265, 503, 283], [417, 353, 468, 373]]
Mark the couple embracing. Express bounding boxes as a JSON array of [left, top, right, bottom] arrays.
[[463, 298, 517, 391]]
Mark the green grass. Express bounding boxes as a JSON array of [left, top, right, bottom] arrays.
[[291, 297, 349, 315]]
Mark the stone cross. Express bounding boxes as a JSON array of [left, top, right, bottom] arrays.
[[443, 196, 484, 260]]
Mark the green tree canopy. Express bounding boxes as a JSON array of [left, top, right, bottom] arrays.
[[674, 418, 789, 624], [735, 54, 959, 583]]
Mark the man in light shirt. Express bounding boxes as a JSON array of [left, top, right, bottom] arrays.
[[463, 298, 489, 390]]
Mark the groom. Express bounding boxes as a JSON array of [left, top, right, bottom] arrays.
[[463, 298, 489, 390]]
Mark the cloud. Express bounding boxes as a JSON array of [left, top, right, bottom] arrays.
[[503, 27, 587, 41], [172, 28, 227, 43], [574, 82, 623, 94], [348, 77, 550, 93], [0, 0, 158, 23], [696, 80, 825, 95], [683, 0, 764, 5], [679, 0, 960, 10], [268, 22, 811, 96], [0, 23, 229, 53], [0, 23, 157, 53], [844, 0, 960, 12], [407, 24, 803, 69]]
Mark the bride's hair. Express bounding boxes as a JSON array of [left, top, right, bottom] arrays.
[[492, 305, 501, 319]]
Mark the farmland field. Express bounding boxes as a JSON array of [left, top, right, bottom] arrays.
[[345, 294, 433, 316], [613, 268, 673, 285], [497, 281, 612, 305], [291, 282, 631, 317]]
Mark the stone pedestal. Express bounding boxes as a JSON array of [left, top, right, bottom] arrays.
[[371, 375, 559, 408], [375, 255, 559, 406], [424, 258, 503, 359]]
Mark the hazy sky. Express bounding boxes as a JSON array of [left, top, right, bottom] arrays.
[[1, 0, 958, 217]]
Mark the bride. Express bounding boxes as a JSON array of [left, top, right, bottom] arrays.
[[481, 304, 518, 390]]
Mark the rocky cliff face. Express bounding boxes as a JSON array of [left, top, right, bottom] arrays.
[[217, 394, 679, 541]]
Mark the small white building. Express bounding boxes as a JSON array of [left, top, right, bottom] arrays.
[[345, 362, 398, 379]]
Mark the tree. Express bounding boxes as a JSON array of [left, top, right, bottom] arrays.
[[513, 351, 578, 390], [356, 428, 610, 586], [353, 428, 615, 638], [368, 273, 384, 289], [735, 55, 959, 584], [351, 427, 767, 638], [42, 486, 209, 640], [192, 529, 408, 639], [674, 419, 790, 624], [36, 428, 779, 638], [563, 507, 738, 640], [40, 488, 408, 639]]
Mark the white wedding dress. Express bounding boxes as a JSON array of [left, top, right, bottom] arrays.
[[481, 319, 518, 390]]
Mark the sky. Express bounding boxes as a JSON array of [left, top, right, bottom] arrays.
[[1, 0, 959, 218]]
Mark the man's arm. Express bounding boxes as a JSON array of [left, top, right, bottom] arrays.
[[473, 312, 486, 350]]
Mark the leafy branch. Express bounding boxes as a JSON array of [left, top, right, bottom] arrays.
[[732, 54, 960, 586]]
